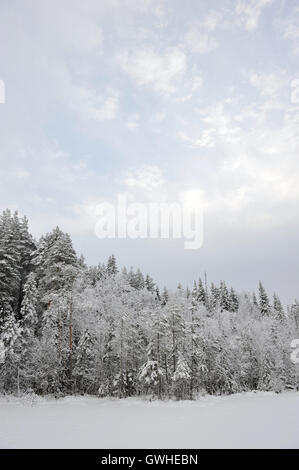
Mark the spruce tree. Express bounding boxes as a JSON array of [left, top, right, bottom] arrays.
[[258, 282, 271, 316], [20, 273, 38, 333], [172, 353, 190, 400], [197, 278, 206, 305], [220, 281, 230, 312], [138, 341, 163, 398], [107, 254, 118, 276], [273, 293, 284, 321], [229, 287, 239, 313], [161, 287, 169, 306]]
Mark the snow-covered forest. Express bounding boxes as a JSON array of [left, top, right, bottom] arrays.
[[0, 209, 298, 399]]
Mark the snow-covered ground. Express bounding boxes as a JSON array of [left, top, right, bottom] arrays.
[[0, 392, 298, 448]]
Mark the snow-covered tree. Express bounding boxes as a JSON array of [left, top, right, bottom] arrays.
[[107, 254, 118, 276], [273, 293, 284, 321], [145, 274, 155, 293], [138, 341, 164, 398], [0, 208, 298, 399], [229, 287, 239, 313], [172, 353, 190, 400], [219, 281, 230, 312], [20, 273, 38, 333], [258, 281, 271, 317], [197, 278, 206, 305], [161, 287, 169, 306]]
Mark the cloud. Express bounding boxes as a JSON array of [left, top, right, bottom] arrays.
[[199, 104, 242, 144], [235, 0, 272, 31], [183, 30, 219, 54], [282, 6, 299, 40], [178, 130, 215, 148], [71, 85, 119, 121], [93, 94, 119, 121], [150, 111, 166, 123], [126, 113, 140, 130], [191, 76, 203, 91], [121, 165, 165, 191], [118, 47, 186, 95], [201, 10, 225, 32], [281, 6, 299, 55], [249, 72, 284, 98]]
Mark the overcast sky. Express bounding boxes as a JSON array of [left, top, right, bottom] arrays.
[[0, 0, 299, 302]]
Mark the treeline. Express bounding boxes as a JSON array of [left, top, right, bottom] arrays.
[[0, 209, 298, 399]]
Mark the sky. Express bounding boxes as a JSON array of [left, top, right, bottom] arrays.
[[0, 0, 299, 302]]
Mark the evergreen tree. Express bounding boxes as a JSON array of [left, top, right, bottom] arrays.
[[0, 309, 22, 392], [145, 274, 155, 293], [273, 293, 284, 321], [107, 254, 118, 276], [155, 286, 161, 302], [172, 353, 190, 399], [229, 287, 239, 313], [1, 209, 298, 399], [0, 211, 21, 315], [197, 278, 206, 305], [209, 282, 220, 312], [161, 287, 169, 306], [138, 341, 163, 398], [127, 268, 145, 290], [135, 268, 145, 290], [220, 281, 230, 312], [20, 273, 38, 333], [33, 227, 78, 305], [258, 282, 271, 316]]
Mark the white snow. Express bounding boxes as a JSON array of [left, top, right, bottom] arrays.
[[0, 392, 299, 448]]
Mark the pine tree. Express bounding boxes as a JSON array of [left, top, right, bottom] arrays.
[[172, 353, 190, 399], [161, 287, 169, 306], [135, 268, 145, 290], [197, 278, 206, 305], [20, 273, 38, 333], [258, 282, 271, 316], [209, 282, 220, 312], [177, 283, 184, 295], [33, 227, 78, 303], [127, 268, 145, 290], [107, 254, 118, 276], [155, 286, 161, 302], [229, 287, 239, 313], [289, 300, 299, 332], [14, 273, 40, 392], [0, 309, 22, 392], [0, 211, 21, 314], [273, 293, 284, 321], [145, 274, 155, 293], [138, 341, 163, 398], [220, 281, 230, 312], [0, 309, 22, 358]]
